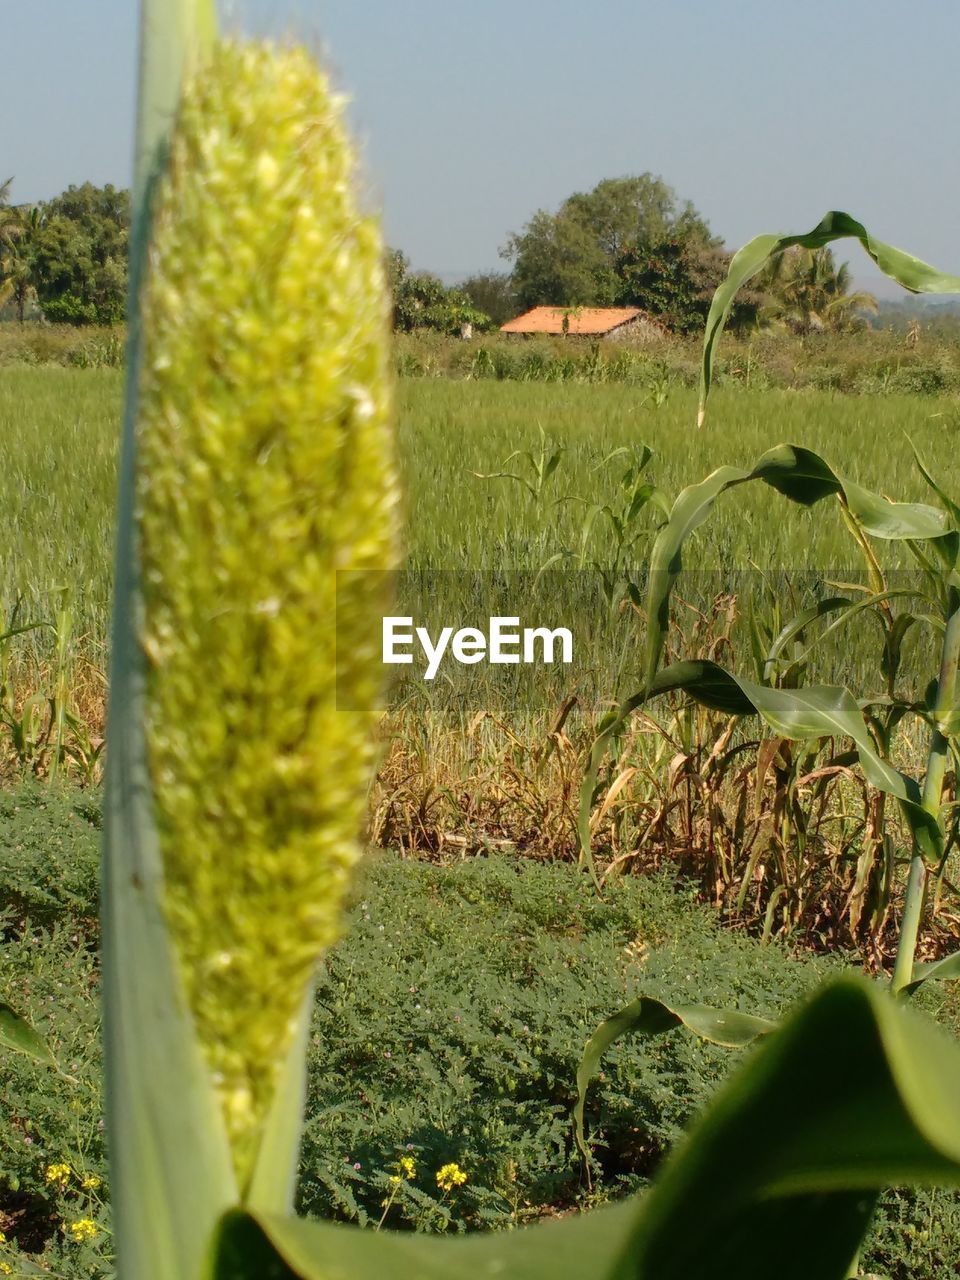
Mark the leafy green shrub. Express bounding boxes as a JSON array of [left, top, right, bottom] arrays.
[[0, 919, 107, 1275], [885, 361, 951, 396], [300, 855, 840, 1231], [0, 784, 100, 939], [1, 790, 959, 1276], [39, 296, 102, 327]]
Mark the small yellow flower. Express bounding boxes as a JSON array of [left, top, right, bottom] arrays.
[[44, 1162, 72, 1189], [436, 1162, 467, 1193], [389, 1174, 402, 1186], [0, 1261, 12, 1274], [81, 1174, 102, 1192], [398, 1155, 417, 1180], [67, 1218, 98, 1243]]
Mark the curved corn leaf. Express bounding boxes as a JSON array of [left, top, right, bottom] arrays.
[[644, 444, 957, 695], [905, 950, 960, 995], [211, 1199, 645, 1280], [578, 660, 942, 879], [910, 437, 960, 528], [765, 595, 853, 668], [573, 995, 775, 1162], [700, 211, 960, 424], [626, 977, 960, 1279], [0, 1002, 56, 1066], [576, 659, 756, 880], [767, 590, 929, 681], [211, 979, 960, 1280]]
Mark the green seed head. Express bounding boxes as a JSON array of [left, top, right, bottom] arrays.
[[135, 40, 398, 1176]]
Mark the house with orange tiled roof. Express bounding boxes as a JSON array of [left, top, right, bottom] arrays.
[[500, 306, 665, 341]]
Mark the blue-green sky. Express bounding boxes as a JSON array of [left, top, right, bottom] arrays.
[[5, 1, 958, 290]]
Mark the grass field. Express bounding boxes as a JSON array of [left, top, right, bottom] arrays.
[[4, 363, 960, 1275], [4, 366, 959, 647], [2, 366, 959, 944]]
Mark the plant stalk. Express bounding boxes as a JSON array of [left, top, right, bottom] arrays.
[[103, 5, 232, 1280], [891, 590, 960, 993]]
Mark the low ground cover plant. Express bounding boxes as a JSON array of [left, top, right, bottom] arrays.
[[3, 783, 960, 1277]]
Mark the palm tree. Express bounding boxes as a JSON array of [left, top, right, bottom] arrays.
[[0, 177, 16, 237], [760, 245, 877, 335], [0, 202, 43, 323]]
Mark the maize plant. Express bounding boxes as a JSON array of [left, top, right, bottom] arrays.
[[575, 217, 960, 1268], [103, 4, 960, 1277]]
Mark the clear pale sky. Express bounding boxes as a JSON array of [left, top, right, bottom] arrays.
[[5, 1, 959, 290]]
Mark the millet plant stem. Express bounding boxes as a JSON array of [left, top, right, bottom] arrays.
[[891, 590, 960, 994]]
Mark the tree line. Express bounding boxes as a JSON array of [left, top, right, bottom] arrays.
[[1, 173, 874, 335], [0, 179, 128, 324]]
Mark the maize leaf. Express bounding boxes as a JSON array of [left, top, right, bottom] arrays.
[[0, 1002, 55, 1066], [700, 212, 960, 424], [573, 995, 774, 1162], [211, 979, 960, 1280]]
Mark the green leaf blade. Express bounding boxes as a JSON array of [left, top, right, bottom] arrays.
[[103, 6, 236, 1280], [573, 994, 774, 1162], [212, 980, 960, 1280], [700, 212, 960, 423], [0, 1001, 56, 1066]]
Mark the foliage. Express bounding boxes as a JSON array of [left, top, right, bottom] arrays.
[[302, 855, 832, 1231], [617, 237, 762, 335], [458, 271, 517, 327], [502, 174, 714, 311], [391, 255, 492, 335], [26, 184, 129, 326], [575, 430, 960, 975], [4, 784, 959, 1278], [0, 786, 100, 937], [0, 322, 126, 366], [759, 244, 878, 335], [0, 206, 45, 324], [0, 796, 107, 1276]]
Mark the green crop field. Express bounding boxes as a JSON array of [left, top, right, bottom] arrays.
[[4, 365, 959, 656], [4, 363, 960, 1279], [2, 363, 957, 935]]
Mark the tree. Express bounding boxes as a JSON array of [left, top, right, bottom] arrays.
[[384, 247, 409, 295], [618, 237, 762, 335], [459, 271, 517, 326], [388, 252, 492, 335], [29, 182, 130, 324], [504, 207, 615, 309], [0, 205, 44, 322], [0, 177, 15, 234], [759, 245, 878, 335], [502, 174, 715, 310]]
